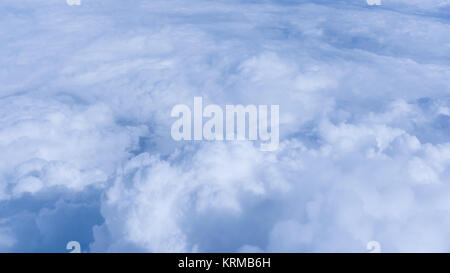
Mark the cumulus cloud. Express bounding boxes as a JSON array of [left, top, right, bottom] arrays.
[[0, 96, 146, 199], [0, 0, 450, 252]]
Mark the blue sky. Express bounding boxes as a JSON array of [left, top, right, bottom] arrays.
[[0, 0, 450, 252]]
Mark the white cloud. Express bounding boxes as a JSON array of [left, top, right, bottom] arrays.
[[0, 96, 146, 199], [0, 0, 450, 252]]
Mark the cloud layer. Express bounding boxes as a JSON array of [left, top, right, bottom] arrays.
[[0, 0, 450, 252]]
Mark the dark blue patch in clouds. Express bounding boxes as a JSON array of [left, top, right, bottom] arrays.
[[0, 187, 103, 253]]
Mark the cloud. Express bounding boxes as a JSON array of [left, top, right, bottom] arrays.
[[0, 96, 146, 199], [0, 0, 450, 252]]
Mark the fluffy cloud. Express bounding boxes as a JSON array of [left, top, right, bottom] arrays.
[[0, 96, 146, 199], [0, 0, 450, 252]]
